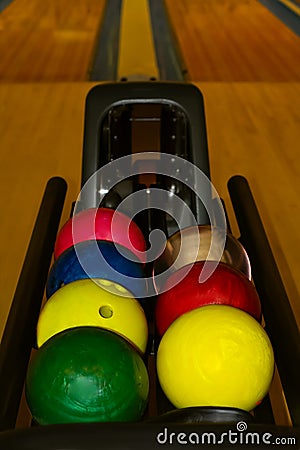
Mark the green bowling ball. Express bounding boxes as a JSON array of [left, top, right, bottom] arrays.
[[25, 327, 149, 424]]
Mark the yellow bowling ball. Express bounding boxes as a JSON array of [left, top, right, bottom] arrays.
[[157, 305, 274, 411], [37, 279, 148, 353]]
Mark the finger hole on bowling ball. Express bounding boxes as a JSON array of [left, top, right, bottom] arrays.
[[99, 305, 113, 319]]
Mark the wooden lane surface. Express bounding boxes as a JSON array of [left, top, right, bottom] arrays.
[[0, 81, 299, 426], [0, 0, 106, 81], [118, 0, 159, 80], [165, 0, 300, 81], [0, 83, 97, 343]]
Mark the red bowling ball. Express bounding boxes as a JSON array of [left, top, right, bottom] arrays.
[[54, 207, 147, 263], [155, 261, 261, 336]]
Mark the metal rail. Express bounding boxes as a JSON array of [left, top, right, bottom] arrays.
[[0, 177, 67, 431], [1, 85, 300, 448], [228, 175, 300, 427]]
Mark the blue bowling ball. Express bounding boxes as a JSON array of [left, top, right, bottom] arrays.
[[46, 240, 147, 299]]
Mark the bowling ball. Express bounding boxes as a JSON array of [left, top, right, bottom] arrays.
[[153, 226, 251, 294], [54, 207, 146, 263], [155, 261, 261, 336], [46, 240, 147, 299], [157, 305, 274, 412], [26, 327, 149, 424], [38, 279, 148, 353]]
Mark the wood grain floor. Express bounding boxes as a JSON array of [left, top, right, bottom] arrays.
[[165, 0, 300, 81], [0, 83, 94, 341], [1, 81, 299, 424], [0, 0, 106, 81], [0, 0, 299, 428]]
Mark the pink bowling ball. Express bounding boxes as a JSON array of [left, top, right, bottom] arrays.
[[54, 208, 147, 263]]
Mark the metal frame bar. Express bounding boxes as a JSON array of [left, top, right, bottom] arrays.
[[228, 175, 300, 427], [1, 87, 300, 447], [0, 177, 67, 431]]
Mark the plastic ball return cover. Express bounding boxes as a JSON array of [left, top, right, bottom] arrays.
[[54, 207, 147, 263], [157, 304, 274, 412], [46, 240, 148, 300], [26, 327, 149, 424], [38, 279, 148, 354]]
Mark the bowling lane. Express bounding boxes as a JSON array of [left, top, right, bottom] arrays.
[[118, 0, 159, 80], [165, 0, 300, 81], [0, 0, 106, 81], [198, 81, 300, 329], [0, 82, 97, 340], [1, 82, 300, 352]]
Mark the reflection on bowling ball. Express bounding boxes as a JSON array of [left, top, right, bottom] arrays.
[[157, 305, 274, 412], [155, 261, 261, 336], [26, 327, 149, 424], [153, 225, 252, 294], [39, 279, 148, 353], [46, 240, 148, 299], [54, 207, 146, 263]]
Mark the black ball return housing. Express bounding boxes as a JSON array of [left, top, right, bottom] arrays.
[[0, 82, 300, 448]]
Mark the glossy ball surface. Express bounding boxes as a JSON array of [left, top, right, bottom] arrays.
[[38, 279, 148, 353], [26, 327, 149, 424], [157, 305, 274, 411], [47, 240, 147, 299], [156, 262, 261, 336], [54, 207, 146, 263]]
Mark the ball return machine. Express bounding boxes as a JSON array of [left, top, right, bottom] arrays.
[[0, 82, 300, 448]]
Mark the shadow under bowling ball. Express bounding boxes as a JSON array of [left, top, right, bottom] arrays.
[[54, 207, 147, 263], [153, 225, 251, 293], [38, 279, 148, 354], [46, 240, 148, 299], [146, 406, 253, 424], [155, 261, 261, 336], [26, 327, 149, 425]]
